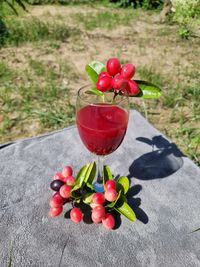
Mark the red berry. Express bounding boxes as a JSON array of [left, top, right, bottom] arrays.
[[59, 184, 71, 199], [64, 176, 75, 186], [50, 192, 63, 208], [90, 203, 101, 209], [53, 172, 65, 181], [96, 76, 113, 92], [127, 80, 139, 96], [70, 207, 83, 223], [102, 213, 115, 229], [49, 206, 63, 217], [105, 188, 118, 202], [106, 58, 121, 76], [98, 71, 110, 79], [92, 205, 105, 220], [62, 165, 73, 178], [121, 63, 135, 79], [91, 213, 102, 223], [112, 74, 128, 91], [92, 193, 105, 205], [105, 180, 116, 191]]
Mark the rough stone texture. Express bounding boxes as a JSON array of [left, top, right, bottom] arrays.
[[0, 110, 200, 267]]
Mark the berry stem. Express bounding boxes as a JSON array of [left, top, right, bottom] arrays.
[[72, 200, 75, 208], [97, 156, 104, 184], [93, 156, 104, 192], [113, 91, 118, 103]]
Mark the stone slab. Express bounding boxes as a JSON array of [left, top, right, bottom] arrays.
[[0, 110, 200, 267]]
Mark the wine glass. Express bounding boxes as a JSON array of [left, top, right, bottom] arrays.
[[76, 84, 129, 192]]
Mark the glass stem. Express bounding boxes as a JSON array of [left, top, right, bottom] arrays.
[[97, 155, 104, 184]]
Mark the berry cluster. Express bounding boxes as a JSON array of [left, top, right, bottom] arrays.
[[49, 165, 118, 230], [90, 180, 118, 229], [96, 58, 139, 96], [49, 165, 74, 217]]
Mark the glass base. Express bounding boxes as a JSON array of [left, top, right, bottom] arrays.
[[93, 181, 104, 193]]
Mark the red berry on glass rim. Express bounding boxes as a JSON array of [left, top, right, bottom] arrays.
[[98, 71, 111, 79], [127, 80, 139, 96], [64, 176, 75, 186], [50, 192, 63, 208], [62, 165, 73, 178], [70, 207, 83, 223], [96, 76, 113, 92], [105, 180, 116, 191], [105, 188, 118, 202], [53, 172, 65, 181], [121, 63, 135, 79], [112, 74, 128, 91], [106, 58, 121, 76], [59, 184, 71, 199], [92, 205, 105, 220], [49, 206, 63, 217], [92, 193, 105, 205], [102, 213, 115, 229]]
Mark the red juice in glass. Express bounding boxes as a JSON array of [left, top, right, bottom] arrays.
[[76, 104, 129, 155]]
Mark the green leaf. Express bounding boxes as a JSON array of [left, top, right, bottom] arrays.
[[75, 163, 90, 186], [85, 61, 105, 83], [85, 65, 98, 83], [134, 80, 162, 99], [71, 188, 82, 199], [87, 61, 105, 75], [71, 183, 81, 193], [84, 161, 96, 185], [107, 189, 122, 208], [86, 182, 94, 191], [83, 192, 94, 204], [85, 87, 104, 97], [103, 165, 113, 184], [115, 196, 136, 222], [116, 176, 129, 195]]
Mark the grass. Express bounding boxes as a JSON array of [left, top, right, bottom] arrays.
[[72, 9, 137, 30], [0, 62, 14, 81], [0, 4, 199, 165], [0, 59, 76, 140], [0, 16, 78, 46], [134, 65, 200, 165]]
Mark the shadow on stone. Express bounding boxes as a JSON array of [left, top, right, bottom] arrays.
[[129, 135, 185, 180], [110, 209, 122, 230], [127, 184, 149, 224], [64, 202, 93, 224], [81, 203, 93, 224], [64, 209, 71, 219]]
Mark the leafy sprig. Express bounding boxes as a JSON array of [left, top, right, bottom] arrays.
[[85, 60, 161, 98], [70, 161, 136, 222]]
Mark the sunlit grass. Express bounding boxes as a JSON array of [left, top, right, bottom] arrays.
[[0, 4, 199, 165], [0, 17, 79, 46], [72, 10, 137, 30]]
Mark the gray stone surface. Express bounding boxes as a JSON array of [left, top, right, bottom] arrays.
[[0, 110, 200, 267]]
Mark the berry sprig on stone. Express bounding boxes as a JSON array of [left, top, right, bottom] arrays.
[[48, 162, 136, 230], [85, 58, 162, 99]]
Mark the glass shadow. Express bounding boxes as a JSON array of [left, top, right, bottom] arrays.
[[129, 135, 185, 180]]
